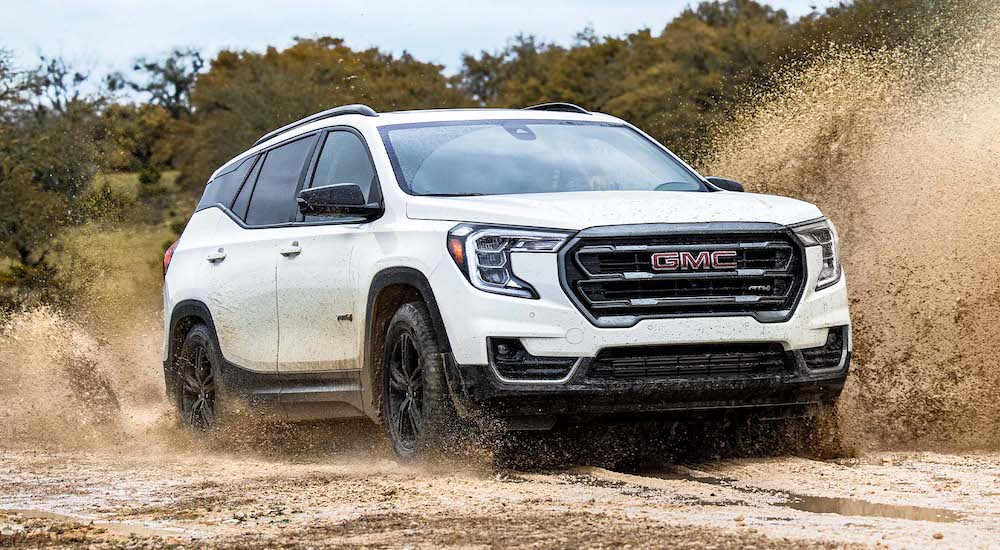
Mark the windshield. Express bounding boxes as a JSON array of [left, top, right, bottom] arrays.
[[379, 120, 708, 196]]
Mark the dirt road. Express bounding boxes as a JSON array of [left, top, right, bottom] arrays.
[[2, 423, 998, 549]]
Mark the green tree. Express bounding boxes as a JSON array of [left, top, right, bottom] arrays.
[[0, 50, 72, 307], [178, 37, 471, 187], [100, 102, 175, 171], [605, 0, 793, 158], [458, 0, 793, 159], [128, 48, 204, 119], [794, 0, 978, 55]]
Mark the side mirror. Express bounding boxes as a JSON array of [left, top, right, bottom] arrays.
[[706, 177, 745, 192], [297, 183, 381, 218]]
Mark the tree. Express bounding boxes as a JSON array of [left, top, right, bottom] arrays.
[[0, 49, 35, 108], [178, 37, 470, 187], [129, 48, 204, 119], [459, 34, 565, 105], [99, 102, 175, 171], [31, 55, 90, 115], [458, 0, 793, 159]]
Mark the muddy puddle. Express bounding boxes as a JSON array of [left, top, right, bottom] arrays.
[[640, 469, 962, 523], [0, 508, 193, 538]]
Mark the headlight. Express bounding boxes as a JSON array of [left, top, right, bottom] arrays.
[[792, 218, 841, 290], [447, 224, 572, 298]]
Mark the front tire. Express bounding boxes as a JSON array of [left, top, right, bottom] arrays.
[[381, 302, 461, 459]]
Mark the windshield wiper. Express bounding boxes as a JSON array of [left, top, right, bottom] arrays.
[[421, 192, 486, 197], [653, 181, 701, 192]]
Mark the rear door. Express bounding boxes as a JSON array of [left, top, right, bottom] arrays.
[[207, 134, 318, 373], [276, 129, 381, 373]]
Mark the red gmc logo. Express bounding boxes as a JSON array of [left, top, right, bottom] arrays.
[[651, 250, 738, 271]]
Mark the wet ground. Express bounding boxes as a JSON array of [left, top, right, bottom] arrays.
[[2, 429, 998, 549]]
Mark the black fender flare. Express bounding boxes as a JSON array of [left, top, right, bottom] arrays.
[[364, 267, 452, 353], [163, 300, 222, 398], [362, 267, 453, 417]]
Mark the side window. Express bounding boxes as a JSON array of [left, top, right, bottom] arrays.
[[310, 131, 378, 200], [195, 155, 255, 212], [245, 135, 317, 226], [232, 155, 263, 221]]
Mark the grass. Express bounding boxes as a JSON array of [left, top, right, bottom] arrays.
[[50, 170, 195, 326], [91, 170, 182, 198]]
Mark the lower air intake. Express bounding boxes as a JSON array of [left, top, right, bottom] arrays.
[[800, 326, 848, 370], [588, 343, 793, 381]]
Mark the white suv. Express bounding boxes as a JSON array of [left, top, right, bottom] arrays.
[[162, 103, 851, 458]]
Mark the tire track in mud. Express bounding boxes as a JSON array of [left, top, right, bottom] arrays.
[[563, 454, 1000, 546]]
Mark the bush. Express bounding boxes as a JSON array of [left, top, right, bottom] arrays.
[[138, 166, 161, 185], [77, 184, 137, 224]]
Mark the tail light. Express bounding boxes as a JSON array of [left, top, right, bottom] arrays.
[[163, 240, 179, 277]]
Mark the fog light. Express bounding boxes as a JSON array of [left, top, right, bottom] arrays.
[[489, 338, 579, 383]]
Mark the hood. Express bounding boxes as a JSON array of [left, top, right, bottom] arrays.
[[405, 191, 822, 230]]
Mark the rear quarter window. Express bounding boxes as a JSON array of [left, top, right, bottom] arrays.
[[195, 155, 256, 212]]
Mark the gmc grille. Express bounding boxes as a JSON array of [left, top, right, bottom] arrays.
[[589, 343, 793, 381], [561, 227, 805, 325]]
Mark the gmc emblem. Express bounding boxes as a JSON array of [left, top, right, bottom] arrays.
[[651, 250, 738, 271]]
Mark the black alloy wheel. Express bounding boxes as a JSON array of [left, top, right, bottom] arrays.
[[386, 331, 423, 454], [177, 325, 219, 430], [381, 302, 463, 460]]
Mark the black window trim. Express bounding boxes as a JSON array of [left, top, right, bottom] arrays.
[[203, 126, 384, 230]]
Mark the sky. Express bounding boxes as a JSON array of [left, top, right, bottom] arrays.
[[2, 0, 837, 76]]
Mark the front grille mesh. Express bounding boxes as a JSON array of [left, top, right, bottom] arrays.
[[564, 231, 804, 321], [589, 343, 792, 381]]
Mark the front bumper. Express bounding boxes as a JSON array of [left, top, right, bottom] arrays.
[[444, 347, 849, 424]]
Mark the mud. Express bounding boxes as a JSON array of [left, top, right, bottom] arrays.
[[705, 0, 1000, 450], [5, 3, 1000, 549], [643, 470, 961, 523], [2, 448, 998, 548]]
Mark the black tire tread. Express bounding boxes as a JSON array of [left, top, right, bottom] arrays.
[[382, 301, 462, 458], [175, 323, 227, 430]]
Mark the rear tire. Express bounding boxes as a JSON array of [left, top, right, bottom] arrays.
[[174, 324, 226, 431], [381, 302, 462, 460]]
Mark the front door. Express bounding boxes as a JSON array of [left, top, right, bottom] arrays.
[[276, 129, 381, 373]]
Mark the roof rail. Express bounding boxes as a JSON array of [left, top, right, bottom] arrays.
[[253, 104, 378, 147], [523, 102, 590, 115]]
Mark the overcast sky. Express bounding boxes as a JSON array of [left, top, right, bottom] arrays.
[[3, 0, 836, 75]]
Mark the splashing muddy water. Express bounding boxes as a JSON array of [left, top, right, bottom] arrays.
[[0, 307, 174, 449], [4, 7, 1000, 456], [705, 5, 1000, 450]]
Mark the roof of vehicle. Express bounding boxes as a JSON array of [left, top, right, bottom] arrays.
[[209, 104, 625, 181]]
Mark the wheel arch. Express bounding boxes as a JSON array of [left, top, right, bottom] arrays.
[[362, 267, 452, 421], [164, 300, 221, 401]]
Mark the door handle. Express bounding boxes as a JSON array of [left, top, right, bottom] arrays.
[[206, 248, 227, 263], [280, 241, 302, 257]]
